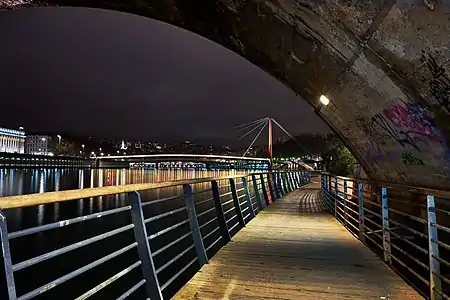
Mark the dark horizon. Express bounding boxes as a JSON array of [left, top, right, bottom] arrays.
[[0, 7, 330, 147]]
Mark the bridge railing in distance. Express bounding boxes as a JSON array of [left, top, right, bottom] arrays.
[[321, 173, 450, 300], [0, 171, 311, 300]]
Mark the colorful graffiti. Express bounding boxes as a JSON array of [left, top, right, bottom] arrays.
[[372, 101, 445, 151], [420, 50, 450, 114], [370, 100, 449, 168]]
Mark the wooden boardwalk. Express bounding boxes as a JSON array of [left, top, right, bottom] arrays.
[[173, 183, 422, 300]]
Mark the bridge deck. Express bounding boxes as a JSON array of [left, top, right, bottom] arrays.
[[173, 183, 422, 299]]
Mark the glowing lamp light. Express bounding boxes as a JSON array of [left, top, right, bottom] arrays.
[[319, 95, 330, 106]]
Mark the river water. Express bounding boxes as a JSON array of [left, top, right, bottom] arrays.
[[0, 168, 250, 299]]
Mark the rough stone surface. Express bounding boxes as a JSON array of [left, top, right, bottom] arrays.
[[2, 0, 450, 189]]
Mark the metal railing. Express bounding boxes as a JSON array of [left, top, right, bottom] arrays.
[[321, 173, 450, 300], [0, 171, 311, 300]]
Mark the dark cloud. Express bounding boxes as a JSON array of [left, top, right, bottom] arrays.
[[0, 7, 329, 145]]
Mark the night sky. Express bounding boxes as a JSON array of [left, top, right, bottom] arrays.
[[0, 7, 329, 146]]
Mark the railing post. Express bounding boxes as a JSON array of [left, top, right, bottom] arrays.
[[0, 212, 17, 300], [252, 175, 265, 210], [183, 184, 209, 266], [230, 178, 246, 227], [381, 187, 392, 265], [290, 172, 297, 189], [358, 183, 365, 242], [242, 177, 256, 218], [294, 172, 300, 188], [343, 179, 348, 226], [260, 174, 270, 206], [334, 177, 338, 218], [268, 173, 278, 200], [128, 192, 163, 300], [283, 173, 290, 193], [427, 195, 442, 300], [211, 180, 231, 243]]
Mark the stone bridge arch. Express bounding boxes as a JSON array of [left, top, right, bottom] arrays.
[[3, 0, 450, 189]]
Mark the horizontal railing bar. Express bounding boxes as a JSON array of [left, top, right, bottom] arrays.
[[388, 253, 429, 286], [363, 207, 382, 218], [243, 213, 251, 220], [239, 201, 246, 207], [116, 279, 146, 300], [434, 207, 450, 217], [235, 188, 245, 193], [218, 184, 231, 188], [13, 224, 134, 272], [432, 254, 450, 268], [226, 214, 237, 224], [223, 206, 235, 216], [199, 217, 218, 230], [241, 206, 249, 214], [363, 199, 381, 207], [363, 216, 382, 229], [433, 271, 450, 288], [152, 232, 192, 257], [160, 257, 197, 291], [228, 221, 240, 233], [144, 207, 186, 224], [344, 218, 360, 232], [192, 188, 212, 196], [361, 232, 384, 250], [221, 199, 234, 207], [321, 172, 450, 198], [0, 172, 271, 209], [142, 195, 182, 207], [433, 287, 450, 300], [386, 240, 429, 270], [344, 200, 359, 208], [156, 244, 194, 274], [149, 219, 189, 240], [203, 227, 220, 241], [388, 218, 427, 239], [197, 207, 216, 218], [75, 261, 142, 300], [9, 206, 131, 240], [387, 207, 427, 224], [432, 239, 450, 252], [433, 223, 450, 235], [220, 192, 233, 198], [195, 197, 213, 207], [17, 242, 138, 300], [206, 236, 222, 252]]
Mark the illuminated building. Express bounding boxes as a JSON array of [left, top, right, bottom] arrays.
[[25, 135, 52, 155], [0, 127, 25, 153]]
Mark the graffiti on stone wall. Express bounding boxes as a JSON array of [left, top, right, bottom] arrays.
[[401, 151, 424, 166], [361, 143, 424, 166], [372, 100, 445, 151], [370, 100, 449, 167], [420, 50, 450, 114]]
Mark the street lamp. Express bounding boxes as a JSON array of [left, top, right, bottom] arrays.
[[319, 95, 330, 106]]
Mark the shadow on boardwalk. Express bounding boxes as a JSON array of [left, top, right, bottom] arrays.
[[173, 183, 422, 300]]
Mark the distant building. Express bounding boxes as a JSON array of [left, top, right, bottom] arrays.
[[0, 127, 25, 153], [25, 135, 52, 155]]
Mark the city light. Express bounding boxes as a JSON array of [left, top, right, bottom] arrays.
[[319, 95, 330, 106]]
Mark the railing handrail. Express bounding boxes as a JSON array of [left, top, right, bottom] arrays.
[[0, 171, 285, 210], [321, 172, 450, 199], [96, 154, 271, 161]]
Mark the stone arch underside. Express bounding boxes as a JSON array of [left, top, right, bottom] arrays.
[[3, 0, 450, 189]]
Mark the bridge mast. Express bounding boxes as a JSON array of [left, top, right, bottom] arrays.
[[268, 117, 273, 170]]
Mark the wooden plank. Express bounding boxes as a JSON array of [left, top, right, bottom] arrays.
[[173, 183, 422, 300]]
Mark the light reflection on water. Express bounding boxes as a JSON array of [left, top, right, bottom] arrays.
[[0, 168, 247, 229], [0, 168, 249, 299]]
